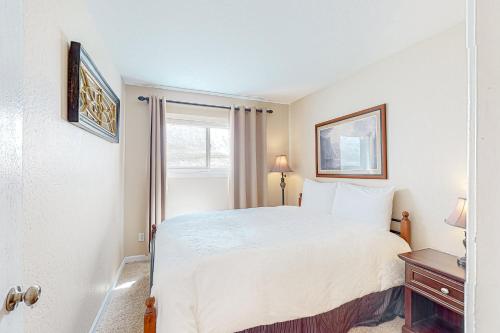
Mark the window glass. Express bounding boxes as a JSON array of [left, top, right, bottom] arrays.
[[166, 123, 206, 168], [210, 127, 230, 168]]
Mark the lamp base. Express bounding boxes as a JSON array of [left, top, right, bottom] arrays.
[[280, 172, 286, 206], [457, 256, 466, 268], [457, 230, 466, 268]]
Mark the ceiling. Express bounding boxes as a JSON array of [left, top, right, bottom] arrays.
[[88, 0, 464, 104]]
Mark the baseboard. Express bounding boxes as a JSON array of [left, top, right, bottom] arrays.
[[88, 255, 149, 333], [124, 254, 149, 263]]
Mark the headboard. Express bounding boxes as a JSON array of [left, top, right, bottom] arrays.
[[297, 193, 411, 245]]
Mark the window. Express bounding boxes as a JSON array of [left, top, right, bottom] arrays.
[[166, 117, 229, 177], [209, 127, 230, 168]]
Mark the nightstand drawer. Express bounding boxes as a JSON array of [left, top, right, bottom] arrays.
[[406, 264, 464, 314]]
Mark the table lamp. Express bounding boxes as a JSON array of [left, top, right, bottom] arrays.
[[445, 197, 467, 267], [271, 155, 293, 205]]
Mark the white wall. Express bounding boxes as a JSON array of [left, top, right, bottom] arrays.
[[123, 85, 289, 256], [474, 0, 500, 330], [166, 177, 229, 218], [288, 24, 467, 255], [0, 0, 24, 331], [22, 0, 124, 332]]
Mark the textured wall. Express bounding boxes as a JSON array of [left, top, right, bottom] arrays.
[[0, 0, 24, 331], [288, 24, 467, 256], [123, 85, 290, 256], [22, 0, 124, 332]]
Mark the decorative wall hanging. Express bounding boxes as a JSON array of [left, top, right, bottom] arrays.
[[68, 41, 120, 143], [315, 104, 387, 179]]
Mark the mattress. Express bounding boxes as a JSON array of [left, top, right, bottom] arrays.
[[151, 206, 410, 333]]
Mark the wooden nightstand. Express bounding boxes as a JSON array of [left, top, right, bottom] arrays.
[[398, 248, 465, 333]]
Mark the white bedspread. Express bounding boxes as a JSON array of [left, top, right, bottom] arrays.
[[152, 206, 410, 333]]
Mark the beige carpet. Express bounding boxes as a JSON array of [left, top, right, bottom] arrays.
[[95, 261, 403, 332], [349, 318, 403, 333], [95, 261, 150, 333]]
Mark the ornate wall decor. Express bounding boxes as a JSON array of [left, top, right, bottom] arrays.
[[315, 104, 387, 179], [68, 41, 120, 142]]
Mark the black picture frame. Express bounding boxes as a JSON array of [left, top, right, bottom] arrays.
[[67, 41, 120, 143]]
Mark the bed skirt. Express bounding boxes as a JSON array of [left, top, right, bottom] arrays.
[[236, 286, 404, 333]]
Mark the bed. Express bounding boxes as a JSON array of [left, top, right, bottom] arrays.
[[144, 191, 411, 333]]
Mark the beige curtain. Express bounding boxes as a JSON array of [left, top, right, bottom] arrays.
[[148, 96, 167, 239], [229, 106, 268, 209]]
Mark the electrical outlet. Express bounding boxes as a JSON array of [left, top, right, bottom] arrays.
[[138, 233, 145, 242]]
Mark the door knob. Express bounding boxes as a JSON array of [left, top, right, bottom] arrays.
[[5, 285, 42, 312], [23, 285, 41, 306]]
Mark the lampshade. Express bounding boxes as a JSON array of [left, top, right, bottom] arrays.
[[271, 155, 293, 173], [445, 197, 467, 229]]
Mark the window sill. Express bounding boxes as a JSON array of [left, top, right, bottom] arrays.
[[167, 169, 229, 179]]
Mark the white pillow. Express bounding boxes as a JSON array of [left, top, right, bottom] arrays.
[[301, 179, 337, 214], [331, 183, 395, 231]]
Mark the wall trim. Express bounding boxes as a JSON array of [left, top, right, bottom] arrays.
[[123, 79, 290, 105], [465, 0, 477, 331], [88, 255, 149, 333]]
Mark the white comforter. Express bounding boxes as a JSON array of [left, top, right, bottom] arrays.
[[152, 206, 410, 333]]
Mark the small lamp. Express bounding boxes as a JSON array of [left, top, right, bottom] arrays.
[[271, 155, 293, 205], [445, 197, 467, 267]]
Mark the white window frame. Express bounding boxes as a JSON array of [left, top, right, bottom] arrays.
[[166, 114, 229, 178]]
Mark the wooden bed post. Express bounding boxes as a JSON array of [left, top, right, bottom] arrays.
[[145, 223, 158, 333], [400, 211, 411, 246], [144, 297, 156, 333], [151, 223, 157, 239]]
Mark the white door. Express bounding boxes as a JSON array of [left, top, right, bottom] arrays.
[[0, 0, 24, 331]]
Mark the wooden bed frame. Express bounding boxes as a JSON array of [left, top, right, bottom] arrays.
[[144, 193, 412, 333]]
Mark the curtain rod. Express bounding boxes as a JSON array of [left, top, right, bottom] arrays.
[[137, 96, 273, 113]]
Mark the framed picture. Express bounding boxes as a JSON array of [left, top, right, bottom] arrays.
[[67, 41, 120, 143], [315, 104, 387, 179]]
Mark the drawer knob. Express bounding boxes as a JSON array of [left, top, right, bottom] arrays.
[[440, 287, 449, 295]]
